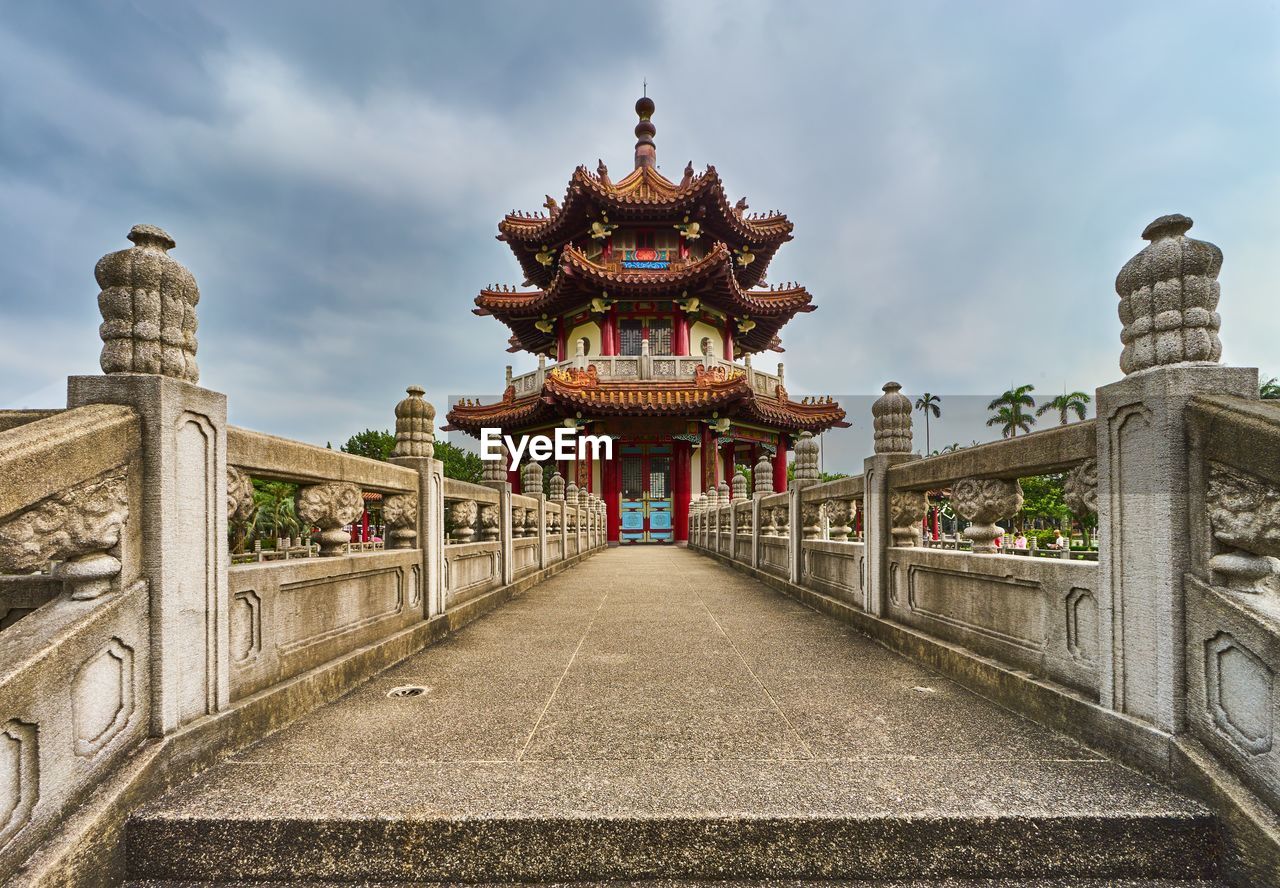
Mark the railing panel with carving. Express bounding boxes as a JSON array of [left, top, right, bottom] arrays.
[[1185, 396, 1280, 814]]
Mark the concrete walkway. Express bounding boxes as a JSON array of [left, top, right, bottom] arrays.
[[129, 547, 1215, 883]]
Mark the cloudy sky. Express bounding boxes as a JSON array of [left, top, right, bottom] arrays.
[[2, 1, 1276, 472]]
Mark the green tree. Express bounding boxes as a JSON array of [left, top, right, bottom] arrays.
[[1261, 376, 1280, 400], [341, 429, 396, 461], [339, 427, 484, 483], [250, 480, 304, 547], [1019, 474, 1069, 527], [914, 392, 941, 453], [1037, 390, 1091, 425], [986, 385, 1036, 438], [435, 440, 485, 484]]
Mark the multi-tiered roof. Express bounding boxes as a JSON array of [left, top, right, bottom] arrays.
[[446, 97, 846, 435]]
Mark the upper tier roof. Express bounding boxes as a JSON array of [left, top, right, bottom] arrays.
[[497, 163, 793, 290], [474, 242, 813, 355]]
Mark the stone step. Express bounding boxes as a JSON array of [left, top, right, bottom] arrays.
[[126, 809, 1220, 883], [125, 879, 1223, 887]]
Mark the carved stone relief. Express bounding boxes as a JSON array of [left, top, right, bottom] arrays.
[[1206, 462, 1280, 591], [1063, 458, 1098, 518], [889, 490, 927, 547], [0, 718, 38, 848], [0, 470, 129, 599], [73, 637, 135, 757], [951, 477, 1023, 554], [383, 493, 418, 550], [296, 482, 364, 556], [1205, 631, 1273, 755]]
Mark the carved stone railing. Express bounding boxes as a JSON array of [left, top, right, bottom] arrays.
[[0, 404, 147, 876], [0, 225, 609, 886], [1184, 395, 1280, 816]]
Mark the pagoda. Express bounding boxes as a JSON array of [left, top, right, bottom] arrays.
[[445, 96, 847, 545]]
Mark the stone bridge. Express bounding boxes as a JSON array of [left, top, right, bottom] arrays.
[[1, 218, 1279, 885]]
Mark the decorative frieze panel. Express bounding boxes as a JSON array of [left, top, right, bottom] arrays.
[[0, 470, 129, 599], [1065, 587, 1097, 663], [232, 590, 261, 663], [951, 477, 1023, 554], [296, 482, 363, 556], [1206, 462, 1280, 592], [73, 637, 135, 757], [1205, 631, 1273, 755], [384, 493, 418, 550], [447, 499, 478, 544], [1063, 458, 1098, 518], [0, 718, 38, 848], [890, 491, 927, 547]]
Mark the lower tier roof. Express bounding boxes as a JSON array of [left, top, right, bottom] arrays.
[[443, 365, 847, 436]]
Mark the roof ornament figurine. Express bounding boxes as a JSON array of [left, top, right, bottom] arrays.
[[596, 159, 611, 188], [680, 161, 694, 188]]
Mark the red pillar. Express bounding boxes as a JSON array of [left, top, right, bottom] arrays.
[[673, 313, 690, 356], [508, 468, 520, 493], [557, 321, 567, 362], [699, 424, 717, 494], [361, 509, 370, 542], [721, 442, 736, 495], [604, 453, 621, 544], [773, 438, 788, 493], [673, 439, 691, 543], [722, 323, 735, 360]]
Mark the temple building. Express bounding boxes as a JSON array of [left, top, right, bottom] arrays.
[[445, 97, 847, 545]]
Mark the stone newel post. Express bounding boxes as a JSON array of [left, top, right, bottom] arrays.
[[70, 225, 229, 734], [388, 385, 444, 616], [1096, 214, 1256, 734], [863, 381, 918, 615]]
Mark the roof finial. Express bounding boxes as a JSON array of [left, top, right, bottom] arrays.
[[634, 93, 656, 170]]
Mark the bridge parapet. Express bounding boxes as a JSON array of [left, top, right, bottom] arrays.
[[691, 214, 1280, 883], [0, 225, 606, 885]]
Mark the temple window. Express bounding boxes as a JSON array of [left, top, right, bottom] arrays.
[[649, 319, 672, 355], [619, 319, 644, 356], [699, 337, 712, 356], [577, 336, 591, 356]]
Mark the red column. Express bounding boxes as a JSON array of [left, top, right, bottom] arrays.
[[673, 313, 689, 356], [604, 453, 620, 544], [721, 442, 736, 495], [773, 438, 788, 493], [699, 424, 717, 493], [361, 510, 370, 542], [602, 308, 619, 356], [723, 322, 735, 360], [508, 468, 520, 493], [673, 440, 691, 543], [557, 321, 567, 362]]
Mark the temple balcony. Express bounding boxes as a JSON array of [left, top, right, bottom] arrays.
[[507, 352, 786, 397]]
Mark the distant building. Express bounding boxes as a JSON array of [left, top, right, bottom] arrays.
[[446, 97, 846, 544]]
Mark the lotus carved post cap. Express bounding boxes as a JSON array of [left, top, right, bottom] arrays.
[[872, 381, 913, 454], [1116, 213, 1223, 375], [392, 384, 436, 458], [96, 223, 200, 382]]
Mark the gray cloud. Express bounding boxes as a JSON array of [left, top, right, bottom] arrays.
[[2, 0, 1276, 457]]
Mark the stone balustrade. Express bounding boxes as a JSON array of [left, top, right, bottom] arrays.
[[685, 216, 1280, 884], [0, 225, 607, 886]]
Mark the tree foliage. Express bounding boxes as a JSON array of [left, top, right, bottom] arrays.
[[340, 427, 484, 483], [1262, 376, 1280, 400], [987, 385, 1037, 438], [1037, 391, 1091, 425], [340, 429, 396, 461]]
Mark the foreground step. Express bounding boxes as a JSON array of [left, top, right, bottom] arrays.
[[127, 808, 1219, 882], [126, 880, 1224, 887]]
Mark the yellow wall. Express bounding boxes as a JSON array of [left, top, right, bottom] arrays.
[[690, 320, 723, 358], [567, 320, 602, 357]]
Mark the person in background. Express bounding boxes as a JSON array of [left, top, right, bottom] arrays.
[[1050, 529, 1066, 549], [1014, 532, 1029, 550]]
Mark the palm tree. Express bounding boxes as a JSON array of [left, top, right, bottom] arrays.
[[914, 392, 942, 454], [1037, 390, 1091, 425], [987, 385, 1036, 438], [1261, 376, 1280, 400]]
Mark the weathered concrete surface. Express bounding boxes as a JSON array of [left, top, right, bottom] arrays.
[[128, 547, 1219, 883]]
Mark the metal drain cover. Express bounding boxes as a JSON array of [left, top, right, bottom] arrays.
[[387, 685, 428, 698]]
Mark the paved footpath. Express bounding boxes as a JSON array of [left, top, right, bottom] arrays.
[[130, 547, 1213, 883]]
